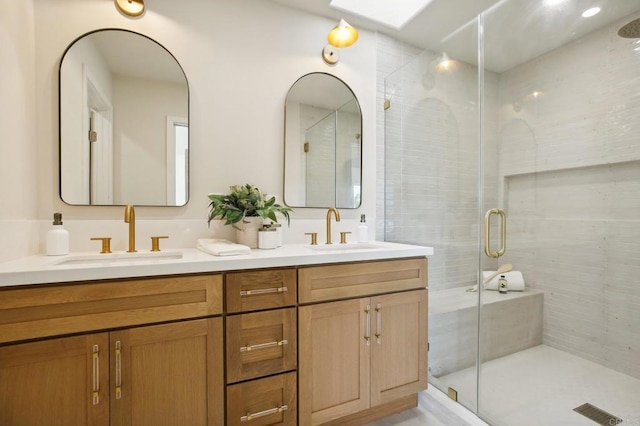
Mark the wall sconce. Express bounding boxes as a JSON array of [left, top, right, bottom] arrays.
[[322, 19, 359, 65], [115, 0, 145, 17]]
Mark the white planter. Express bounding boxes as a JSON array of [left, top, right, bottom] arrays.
[[235, 217, 263, 249]]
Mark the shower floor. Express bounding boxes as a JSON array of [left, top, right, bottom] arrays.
[[435, 344, 640, 425]]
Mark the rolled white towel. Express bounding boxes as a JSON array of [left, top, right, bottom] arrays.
[[482, 270, 525, 291], [197, 238, 251, 256]]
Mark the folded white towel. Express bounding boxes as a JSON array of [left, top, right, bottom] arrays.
[[482, 270, 525, 291], [197, 239, 251, 256]]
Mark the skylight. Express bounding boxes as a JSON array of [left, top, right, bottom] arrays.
[[329, 0, 434, 30]]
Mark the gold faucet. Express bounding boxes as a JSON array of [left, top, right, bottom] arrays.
[[124, 204, 136, 252], [325, 207, 341, 244]]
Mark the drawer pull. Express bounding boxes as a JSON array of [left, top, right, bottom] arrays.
[[364, 305, 371, 346], [92, 345, 100, 405], [375, 303, 382, 344], [115, 340, 122, 399], [240, 404, 288, 422], [240, 339, 288, 352], [240, 286, 288, 297]]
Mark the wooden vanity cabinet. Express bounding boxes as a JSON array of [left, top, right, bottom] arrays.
[[0, 256, 427, 426], [0, 274, 224, 426], [298, 259, 428, 426]]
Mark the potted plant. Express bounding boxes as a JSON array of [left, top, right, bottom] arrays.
[[207, 184, 292, 248]]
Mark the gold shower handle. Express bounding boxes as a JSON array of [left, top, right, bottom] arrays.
[[484, 208, 506, 258]]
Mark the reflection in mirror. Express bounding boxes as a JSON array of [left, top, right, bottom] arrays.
[[59, 29, 189, 206], [284, 73, 362, 208]]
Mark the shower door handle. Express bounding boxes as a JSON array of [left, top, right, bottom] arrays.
[[484, 208, 506, 258]]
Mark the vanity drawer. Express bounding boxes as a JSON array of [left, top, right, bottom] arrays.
[[226, 372, 297, 426], [226, 268, 297, 313], [0, 274, 223, 344], [298, 258, 427, 304], [226, 307, 296, 383]]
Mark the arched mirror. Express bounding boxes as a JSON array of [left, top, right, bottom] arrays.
[[59, 29, 189, 206], [284, 72, 362, 208]]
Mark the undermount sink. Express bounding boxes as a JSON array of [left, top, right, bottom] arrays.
[[310, 243, 383, 251], [54, 250, 183, 266]]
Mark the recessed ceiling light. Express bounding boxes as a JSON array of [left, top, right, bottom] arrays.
[[582, 7, 601, 18], [329, 0, 435, 30]]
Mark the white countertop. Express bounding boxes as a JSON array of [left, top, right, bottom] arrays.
[[0, 242, 433, 287]]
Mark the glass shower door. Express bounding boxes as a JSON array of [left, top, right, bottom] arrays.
[[383, 18, 483, 414], [477, 1, 640, 424]]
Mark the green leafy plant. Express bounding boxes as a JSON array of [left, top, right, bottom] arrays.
[[207, 184, 293, 230]]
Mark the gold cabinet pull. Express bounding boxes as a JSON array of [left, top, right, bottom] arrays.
[[484, 208, 506, 258], [364, 305, 371, 346], [92, 344, 100, 405], [240, 287, 287, 297], [115, 340, 122, 400], [375, 303, 382, 344], [240, 404, 288, 422], [240, 339, 288, 352]]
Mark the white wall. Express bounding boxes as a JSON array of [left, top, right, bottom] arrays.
[[113, 76, 187, 205], [0, 0, 379, 258], [0, 1, 39, 262]]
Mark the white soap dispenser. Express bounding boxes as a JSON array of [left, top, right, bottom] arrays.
[[46, 212, 69, 256], [357, 214, 369, 243]]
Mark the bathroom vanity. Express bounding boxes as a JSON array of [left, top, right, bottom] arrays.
[[0, 243, 431, 425]]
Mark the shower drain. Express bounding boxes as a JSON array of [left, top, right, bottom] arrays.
[[573, 403, 622, 425]]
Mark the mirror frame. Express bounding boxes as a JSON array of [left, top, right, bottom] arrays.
[[283, 72, 363, 209], [58, 28, 190, 207]]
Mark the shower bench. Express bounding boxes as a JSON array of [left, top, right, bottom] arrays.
[[428, 287, 543, 377]]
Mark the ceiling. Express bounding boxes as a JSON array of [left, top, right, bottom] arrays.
[[269, 0, 640, 72], [91, 30, 187, 84]]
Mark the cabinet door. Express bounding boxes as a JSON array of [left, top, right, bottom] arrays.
[[110, 318, 224, 426], [299, 298, 371, 426], [371, 289, 428, 406], [0, 333, 110, 426]]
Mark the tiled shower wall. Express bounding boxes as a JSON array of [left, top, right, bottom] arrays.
[[498, 14, 640, 379], [378, 14, 640, 380], [375, 34, 423, 241], [377, 32, 500, 293]]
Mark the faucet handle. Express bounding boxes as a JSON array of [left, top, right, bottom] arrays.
[[339, 232, 351, 244], [304, 232, 318, 245], [150, 236, 169, 252], [90, 237, 112, 254]]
